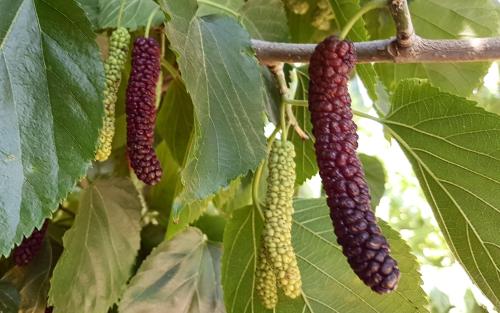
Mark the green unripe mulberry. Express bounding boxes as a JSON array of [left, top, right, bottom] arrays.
[[262, 140, 302, 299], [255, 244, 278, 309], [95, 27, 130, 161]]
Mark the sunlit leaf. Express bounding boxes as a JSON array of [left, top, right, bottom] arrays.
[[222, 199, 427, 312], [382, 79, 500, 307], [372, 0, 499, 96]]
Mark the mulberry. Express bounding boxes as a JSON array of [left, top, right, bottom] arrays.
[[285, 0, 310, 15], [255, 244, 278, 309], [308, 36, 400, 293], [95, 27, 130, 161], [126, 37, 163, 185], [13, 221, 48, 266], [262, 140, 302, 299]]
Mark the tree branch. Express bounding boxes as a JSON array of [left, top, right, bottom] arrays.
[[251, 36, 500, 64], [389, 0, 415, 48]]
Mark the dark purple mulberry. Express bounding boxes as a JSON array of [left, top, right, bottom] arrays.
[[45, 307, 53, 313], [126, 37, 163, 185], [308, 36, 400, 293], [13, 221, 48, 266]]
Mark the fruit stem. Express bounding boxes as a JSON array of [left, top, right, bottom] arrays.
[[117, 0, 126, 28], [351, 109, 384, 123], [284, 98, 308, 107], [145, 8, 159, 37], [197, 0, 240, 18], [284, 69, 309, 140], [161, 60, 181, 79], [339, 0, 387, 40]]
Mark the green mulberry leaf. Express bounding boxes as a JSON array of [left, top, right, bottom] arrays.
[[161, 0, 267, 203], [0, 0, 104, 256], [119, 227, 224, 312], [222, 200, 428, 313], [48, 178, 141, 313], [382, 79, 500, 307]]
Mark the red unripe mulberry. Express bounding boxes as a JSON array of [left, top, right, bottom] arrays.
[[308, 36, 400, 293], [126, 37, 163, 185]]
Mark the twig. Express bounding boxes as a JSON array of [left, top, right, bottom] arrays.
[[389, 0, 415, 48], [286, 69, 309, 140], [251, 37, 500, 64], [269, 65, 309, 140]]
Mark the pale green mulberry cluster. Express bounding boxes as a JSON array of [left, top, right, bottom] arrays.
[[312, 0, 334, 31], [95, 27, 130, 161], [285, 0, 310, 15], [258, 140, 302, 305], [255, 244, 278, 309]]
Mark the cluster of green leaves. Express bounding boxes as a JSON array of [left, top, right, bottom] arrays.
[[0, 0, 499, 312]]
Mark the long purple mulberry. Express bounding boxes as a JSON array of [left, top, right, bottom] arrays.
[[308, 36, 400, 293], [126, 37, 163, 185], [13, 221, 48, 266]]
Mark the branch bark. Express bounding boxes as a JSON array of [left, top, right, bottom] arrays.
[[388, 0, 415, 48], [252, 36, 500, 64]]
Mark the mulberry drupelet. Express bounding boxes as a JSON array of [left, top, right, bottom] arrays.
[[13, 221, 48, 266], [255, 244, 278, 309], [126, 37, 163, 185], [308, 36, 400, 293]]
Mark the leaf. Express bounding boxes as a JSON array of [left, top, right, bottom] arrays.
[[359, 154, 386, 209], [48, 178, 142, 313], [291, 69, 317, 185], [76, 0, 164, 31], [373, 0, 499, 96], [119, 227, 224, 313], [147, 142, 182, 216], [156, 79, 194, 165], [197, 0, 244, 17], [166, 199, 210, 240], [0, 0, 104, 256], [2, 240, 52, 313], [240, 0, 289, 42], [261, 66, 281, 126], [381, 79, 500, 307], [464, 289, 488, 313], [196, 0, 289, 42], [222, 200, 428, 313], [0, 281, 20, 313], [162, 0, 266, 201], [285, 0, 330, 43], [193, 214, 227, 242], [361, 0, 394, 40], [429, 288, 453, 313]]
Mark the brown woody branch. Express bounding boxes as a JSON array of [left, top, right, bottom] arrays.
[[389, 0, 415, 48], [251, 36, 500, 64]]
